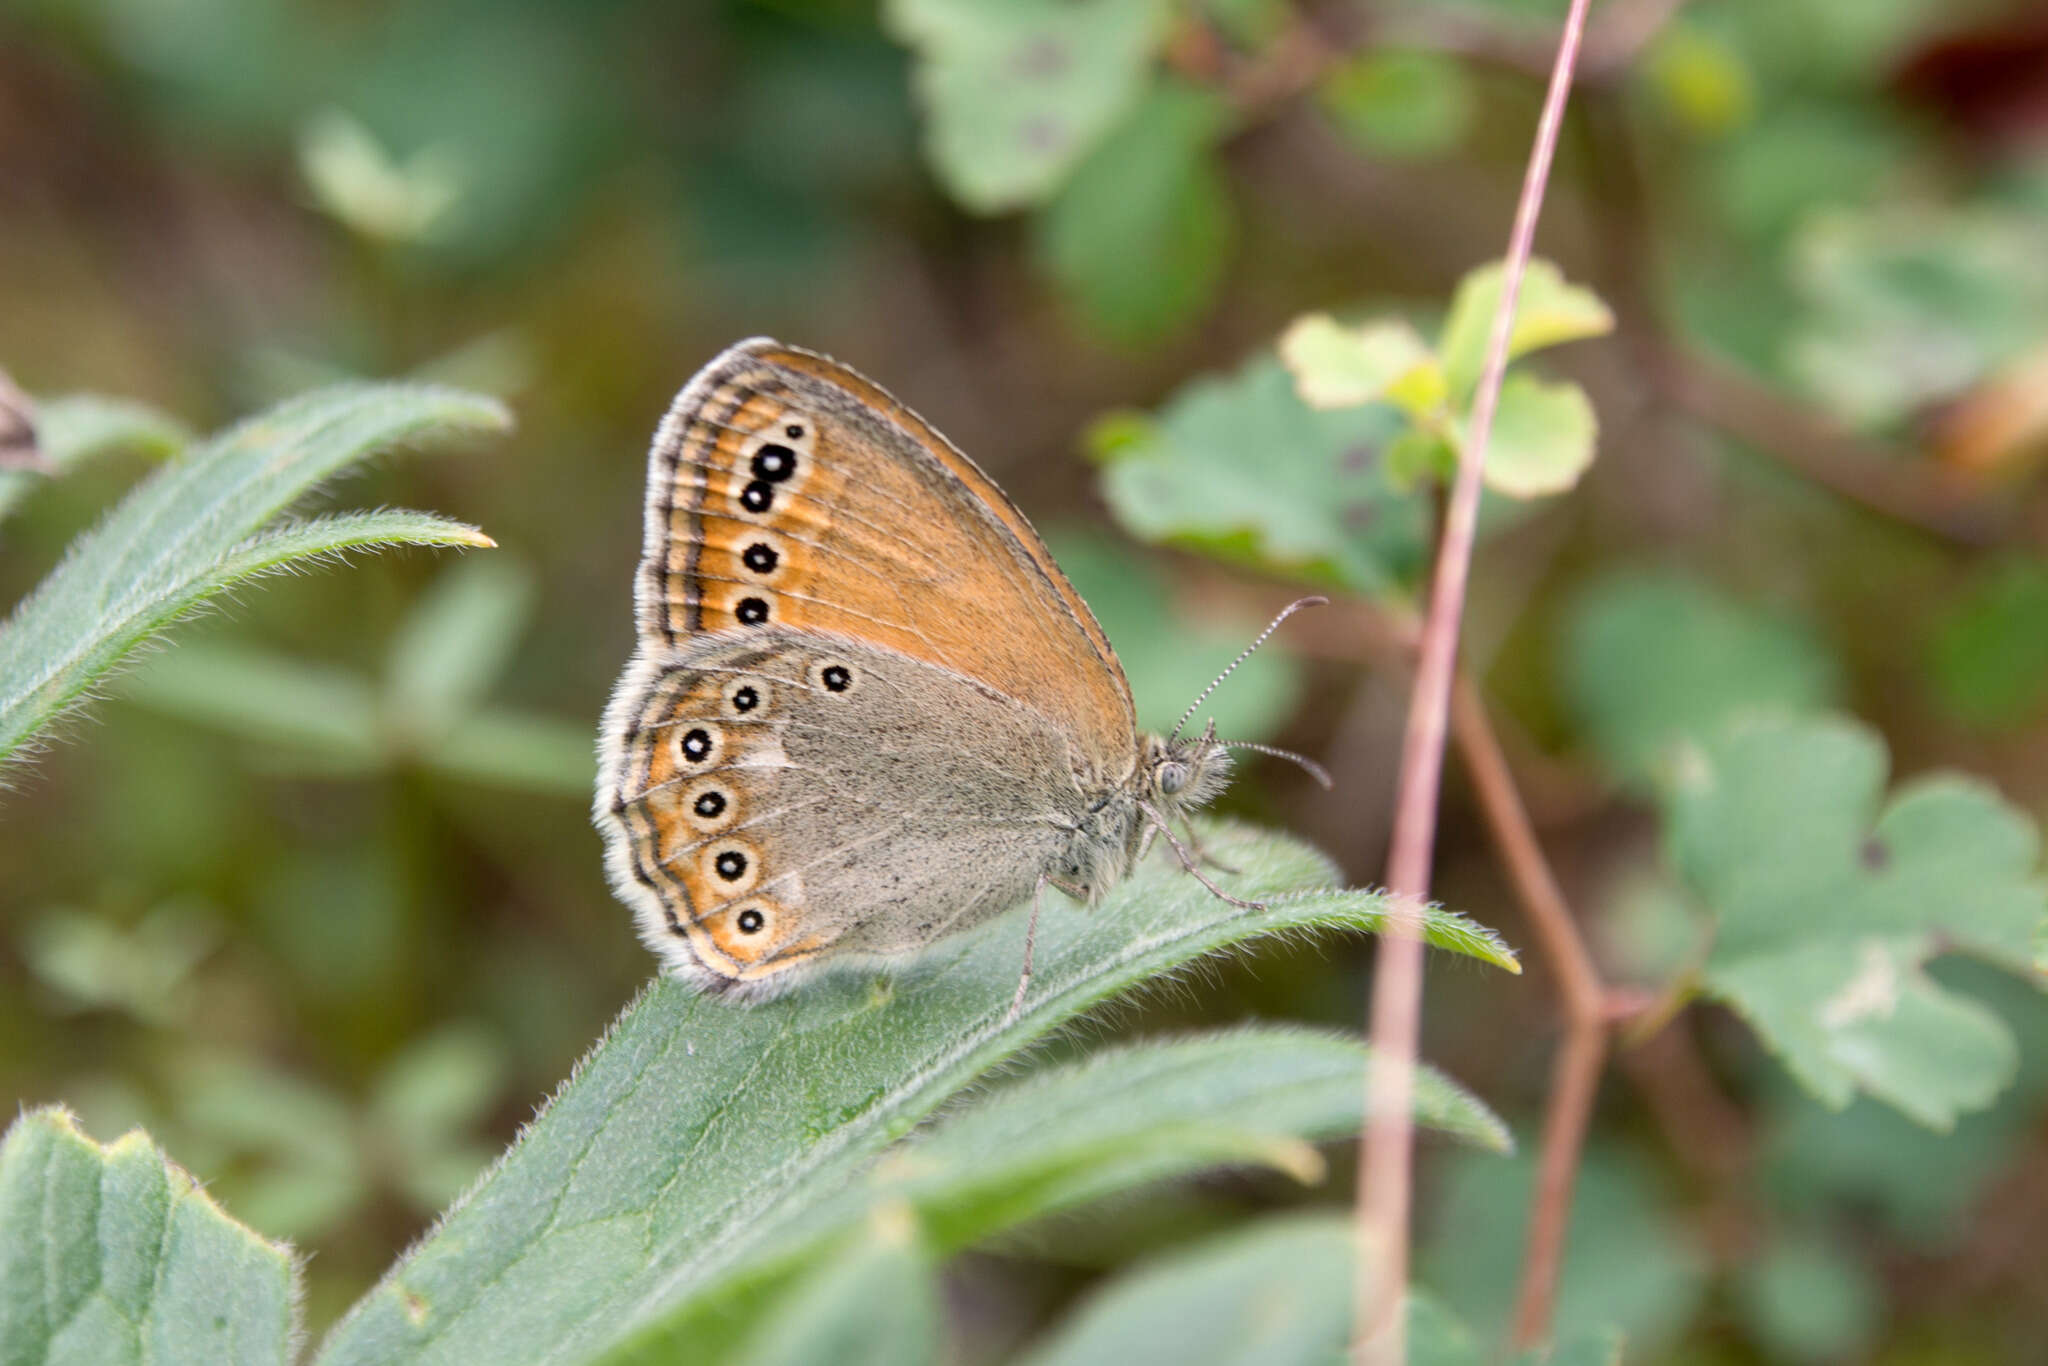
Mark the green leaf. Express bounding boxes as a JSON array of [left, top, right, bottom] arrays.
[[298, 108, 464, 243], [1422, 1147, 1707, 1354], [1094, 354, 1431, 597], [1562, 569, 1839, 787], [795, 1028, 1505, 1254], [1012, 1215, 1352, 1366], [1438, 259, 1614, 404], [1667, 715, 2046, 1127], [1277, 314, 1439, 415], [729, 1211, 940, 1366], [0, 394, 192, 524], [0, 385, 506, 774], [605, 1028, 1505, 1365], [886, 0, 1167, 213], [0, 1107, 298, 1366], [315, 822, 1513, 1366], [1930, 558, 2048, 730], [1760, 962, 2048, 1248], [1316, 50, 1476, 162], [1038, 80, 1233, 343], [1474, 373, 1598, 499], [1785, 206, 2048, 426]]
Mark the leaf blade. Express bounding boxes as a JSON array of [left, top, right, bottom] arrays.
[[315, 822, 1512, 1366], [0, 385, 505, 773], [0, 1108, 298, 1366]]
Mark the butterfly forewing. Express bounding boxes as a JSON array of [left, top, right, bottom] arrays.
[[635, 338, 1134, 767]]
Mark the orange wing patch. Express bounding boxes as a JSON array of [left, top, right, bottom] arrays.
[[609, 652, 818, 983]]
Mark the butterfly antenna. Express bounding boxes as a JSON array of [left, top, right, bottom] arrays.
[[1219, 740, 1334, 789], [1169, 596, 1328, 742]]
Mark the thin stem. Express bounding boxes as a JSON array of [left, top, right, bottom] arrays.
[[1353, 2, 1596, 1360], [1449, 677, 1608, 1346]]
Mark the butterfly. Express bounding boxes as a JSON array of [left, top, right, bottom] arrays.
[[593, 339, 1324, 1015]]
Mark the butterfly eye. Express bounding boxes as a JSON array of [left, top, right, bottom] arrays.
[[1157, 762, 1189, 796]]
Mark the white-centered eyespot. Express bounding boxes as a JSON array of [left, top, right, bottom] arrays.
[[673, 722, 724, 769], [809, 658, 859, 695], [680, 778, 736, 834], [728, 899, 775, 939], [735, 529, 788, 582], [701, 838, 760, 895], [722, 676, 771, 718]]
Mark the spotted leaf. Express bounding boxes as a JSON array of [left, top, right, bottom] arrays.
[[1666, 715, 2046, 1128]]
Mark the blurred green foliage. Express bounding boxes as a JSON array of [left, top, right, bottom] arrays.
[[5, 0, 2048, 1360]]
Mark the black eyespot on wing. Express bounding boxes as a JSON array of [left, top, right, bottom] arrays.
[[750, 444, 797, 481], [740, 480, 774, 513], [782, 423, 803, 440], [680, 728, 713, 762], [715, 850, 748, 881], [732, 685, 759, 713], [822, 664, 851, 692], [736, 597, 770, 625], [743, 542, 779, 574], [694, 790, 727, 818], [737, 907, 765, 934]]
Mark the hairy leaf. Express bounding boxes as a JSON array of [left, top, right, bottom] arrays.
[[0, 1107, 298, 1366], [0, 385, 505, 773], [317, 822, 1513, 1366], [0, 394, 191, 525], [1013, 1215, 1353, 1366]]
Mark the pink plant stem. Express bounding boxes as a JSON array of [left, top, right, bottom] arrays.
[[1353, 1, 1596, 1360]]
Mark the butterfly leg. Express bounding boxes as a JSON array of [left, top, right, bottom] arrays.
[[1008, 873, 1087, 1023], [1178, 816, 1240, 875], [1138, 800, 1265, 911]]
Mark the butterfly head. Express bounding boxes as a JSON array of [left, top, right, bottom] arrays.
[[1144, 595, 1336, 820], [1143, 722, 1234, 817]]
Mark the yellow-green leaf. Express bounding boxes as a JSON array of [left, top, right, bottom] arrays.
[[1278, 314, 1439, 415], [1439, 259, 1615, 402], [1474, 373, 1599, 499]]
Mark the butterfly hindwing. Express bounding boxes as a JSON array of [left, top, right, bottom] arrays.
[[599, 633, 1075, 990]]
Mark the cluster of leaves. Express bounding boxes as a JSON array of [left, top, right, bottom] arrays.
[[1079, 248, 2047, 1360]]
